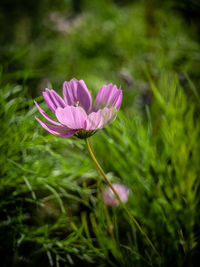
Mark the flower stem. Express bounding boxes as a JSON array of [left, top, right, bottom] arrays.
[[85, 138, 159, 256], [87, 138, 116, 244]]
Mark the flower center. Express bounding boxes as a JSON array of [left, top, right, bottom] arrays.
[[75, 129, 97, 139]]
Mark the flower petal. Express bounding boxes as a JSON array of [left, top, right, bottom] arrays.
[[85, 110, 103, 130], [43, 89, 66, 113], [85, 107, 116, 130], [55, 106, 87, 129], [102, 184, 130, 207], [101, 107, 117, 124], [34, 100, 61, 126], [35, 117, 76, 137], [63, 78, 92, 113], [93, 83, 122, 112]]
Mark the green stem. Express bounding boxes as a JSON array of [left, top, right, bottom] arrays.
[[88, 138, 116, 243], [85, 138, 159, 255]]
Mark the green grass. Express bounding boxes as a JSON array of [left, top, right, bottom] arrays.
[[1, 0, 200, 266], [1, 71, 200, 266]]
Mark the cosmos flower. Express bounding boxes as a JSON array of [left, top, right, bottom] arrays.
[[102, 184, 130, 207], [34, 78, 122, 138]]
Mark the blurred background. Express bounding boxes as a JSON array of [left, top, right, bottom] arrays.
[[1, 0, 200, 93], [1, 0, 200, 266]]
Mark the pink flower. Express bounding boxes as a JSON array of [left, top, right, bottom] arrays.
[[102, 184, 130, 207], [34, 78, 122, 138]]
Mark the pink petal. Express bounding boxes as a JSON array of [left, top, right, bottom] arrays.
[[102, 184, 130, 207], [43, 89, 66, 113], [35, 117, 76, 137], [55, 106, 87, 129], [34, 100, 61, 126], [85, 110, 103, 130], [63, 78, 92, 113], [100, 107, 116, 125], [93, 83, 122, 112], [85, 107, 115, 130]]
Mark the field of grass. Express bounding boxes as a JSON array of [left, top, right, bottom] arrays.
[[1, 0, 200, 266]]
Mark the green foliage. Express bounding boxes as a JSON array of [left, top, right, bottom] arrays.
[[1, 0, 200, 266], [1, 72, 200, 266], [95, 73, 200, 265], [1, 0, 200, 91]]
